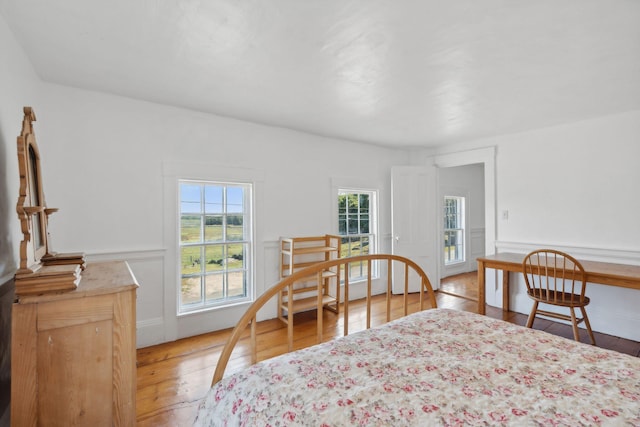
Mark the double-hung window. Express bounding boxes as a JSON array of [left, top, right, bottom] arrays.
[[179, 180, 253, 313], [338, 189, 378, 281], [444, 195, 465, 265]]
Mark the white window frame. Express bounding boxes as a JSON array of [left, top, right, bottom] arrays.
[[178, 180, 254, 314], [337, 188, 379, 282], [163, 161, 264, 342], [444, 195, 465, 265]]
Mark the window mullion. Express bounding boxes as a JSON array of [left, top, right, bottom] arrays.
[[179, 180, 252, 313], [337, 189, 377, 282]]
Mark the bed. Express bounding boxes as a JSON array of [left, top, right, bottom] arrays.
[[194, 255, 640, 426]]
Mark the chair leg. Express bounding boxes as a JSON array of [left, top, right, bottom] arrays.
[[569, 307, 580, 342], [526, 301, 538, 328], [580, 306, 596, 346]]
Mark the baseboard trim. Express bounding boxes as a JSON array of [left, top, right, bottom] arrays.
[[137, 317, 165, 348]]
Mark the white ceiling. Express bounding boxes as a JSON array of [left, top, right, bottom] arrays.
[[1, 0, 639, 149]]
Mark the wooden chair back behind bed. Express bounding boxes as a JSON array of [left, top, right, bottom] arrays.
[[212, 253, 437, 385]]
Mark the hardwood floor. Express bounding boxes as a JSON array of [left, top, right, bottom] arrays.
[[136, 271, 640, 425]]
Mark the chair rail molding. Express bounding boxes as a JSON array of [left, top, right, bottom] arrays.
[[497, 241, 640, 341], [85, 248, 166, 262], [86, 248, 166, 347], [495, 241, 640, 265]]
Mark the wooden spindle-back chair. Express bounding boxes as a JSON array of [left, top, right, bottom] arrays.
[[522, 249, 595, 345]]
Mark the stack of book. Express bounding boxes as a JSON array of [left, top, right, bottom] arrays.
[[15, 263, 82, 296], [42, 252, 86, 270]]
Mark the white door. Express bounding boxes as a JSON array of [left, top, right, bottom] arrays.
[[391, 165, 439, 293]]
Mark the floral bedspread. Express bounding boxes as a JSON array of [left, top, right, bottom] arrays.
[[194, 308, 640, 426]]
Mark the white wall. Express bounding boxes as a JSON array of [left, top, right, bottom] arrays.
[[438, 111, 640, 341], [32, 83, 409, 346], [496, 114, 640, 249], [0, 12, 42, 281], [0, 9, 410, 354], [3, 5, 640, 362], [0, 13, 43, 425]]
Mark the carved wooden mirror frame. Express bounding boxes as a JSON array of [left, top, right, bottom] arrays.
[[16, 107, 54, 274], [15, 107, 83, 296]]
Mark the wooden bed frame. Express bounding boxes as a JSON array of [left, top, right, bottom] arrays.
[[199, 254, 640, 425], [211, 253, 437, 385]]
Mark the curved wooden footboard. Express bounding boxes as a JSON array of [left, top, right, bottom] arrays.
[[212, 254, 437, 385]]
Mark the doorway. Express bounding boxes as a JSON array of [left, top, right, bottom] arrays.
[[433, 147, 495, 300], [439, 163, 485, 279]]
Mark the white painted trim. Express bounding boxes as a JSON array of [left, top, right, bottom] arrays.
[[262, 240, 280, 293], [469, 228, 485, 271], [432, 147, 496, 301], [79, 249, 168, 348], [163, 161, 266, 182], [330, 176, 383, 252], [499, 240, 640, 341], [136, 317, 166, 348], [137, 317, 164, 328], [440, 190, 471, 276], [85, 248, 165, 262], [434, 146, 496, 257], [496, 241, 640, 265], [1, 250, 164, 283], [162, 161, 266, 341], [435, 147, 494, 168]]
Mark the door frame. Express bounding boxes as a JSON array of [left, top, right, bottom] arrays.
[[434, 147, 498, 304]]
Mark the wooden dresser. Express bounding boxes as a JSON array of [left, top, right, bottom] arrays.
[[11, 261, 138, 426]]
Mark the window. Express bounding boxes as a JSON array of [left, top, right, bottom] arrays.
[[444, 196, 465, 265], [338, 189, 377, 281], [179, 180, 253, 313]]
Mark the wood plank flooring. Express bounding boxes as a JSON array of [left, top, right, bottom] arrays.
[[136, 271, 640, 425]]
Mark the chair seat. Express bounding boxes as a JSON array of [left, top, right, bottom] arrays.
[[527, 290, 590, 307]]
